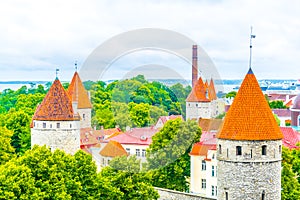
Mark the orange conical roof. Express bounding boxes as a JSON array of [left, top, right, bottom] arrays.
[[186, 77, 210, 102], [67, 72, 92, 109], [217, 68, 283, 140], [33, 79, 80, 121], [208, 78, 217, 100]]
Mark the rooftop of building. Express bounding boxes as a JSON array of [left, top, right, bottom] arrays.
[[217, 68, 283, 141]]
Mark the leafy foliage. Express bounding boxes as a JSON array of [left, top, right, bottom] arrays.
[[146, 119, 201, 191]]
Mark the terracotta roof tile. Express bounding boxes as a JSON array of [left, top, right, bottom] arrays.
[[189, 142, 216, 156], [208, 78, 217, 100], [67, 72, 92, 109], [198, 118, 223, 132], [99, 141, 128, 157], [32, 79, 79, 121], [217, 68, 283, 140]]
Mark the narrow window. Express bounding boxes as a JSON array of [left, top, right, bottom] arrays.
[[216, 186, 217, 196], [136, 149, 140, 157], [57, 123, 60, 128], [212, 154, 215, 159], [201, 179, 206, 189], [126, 148, 130, 154], [202, 160, 206, 171], [50, 124, 52, 128], [227, 148, 229, 158], [43, 122, 46, 128], [250, 149, 252, 158], [226, 192, 228, 200], [236, 146, 242, 155], [219, 144, 222, 154], [262, 145, 267, 156], [212, 166, 215, 177], [142, 149, 146, 157], [212, 186, 215, 196], [262, 190, 265, 200], [279, 145, 282, 154], [70, 124, 72, 128], [83, 113, 85, 120], [34, 122, 35, 127]]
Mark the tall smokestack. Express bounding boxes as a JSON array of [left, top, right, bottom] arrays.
[[192, 45, 198, 87]]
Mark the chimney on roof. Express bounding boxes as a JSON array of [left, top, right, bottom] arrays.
[[192, 45, 198, 87]]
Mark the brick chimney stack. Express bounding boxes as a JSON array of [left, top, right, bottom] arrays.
[[192, 45, 198, 87]]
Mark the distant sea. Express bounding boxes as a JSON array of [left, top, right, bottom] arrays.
[[0, 81, 48, 92]]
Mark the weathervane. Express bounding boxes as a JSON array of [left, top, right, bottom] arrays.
[[249, 26, 256, 69], [56, 68, 60, 79], [75, 61, 78, 72]]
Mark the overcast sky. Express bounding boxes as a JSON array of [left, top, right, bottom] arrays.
[[0, 0, 299, 82]]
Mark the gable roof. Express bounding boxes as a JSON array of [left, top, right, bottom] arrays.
[[217, 68, 283, 140], [99, 140, 128, 157], [67, 72, 92, 109], [186, 77, 210, 102], [32, 79, 79, 121]]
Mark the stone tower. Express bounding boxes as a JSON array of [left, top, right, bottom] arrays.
[[216, 68, 283, 200], [67, 72, 92, 129], [186, 77, 223, 120], [31, 78, 80, 155]]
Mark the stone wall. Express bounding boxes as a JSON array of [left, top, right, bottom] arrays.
[[217, 139, 282, 200], [78, 108, 91, 129], [155, 187, 215, 200], [31, 120, 80, 155]]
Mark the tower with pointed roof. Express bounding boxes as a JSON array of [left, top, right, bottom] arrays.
[[186, 77, 224, 120], [31, 78, 81, 155], [67, 72, 92, 129], [216, 68, 283, 200]]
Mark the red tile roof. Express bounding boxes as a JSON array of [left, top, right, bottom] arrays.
[[107, 126, 158, 145], [217, 68, 283, 140], [156, 115, 183, 124], [208, 78, 217, 100], [198, 118, 223, 132], [186, 77, 211, 102], [189, 142, 216, 156], [32, 79, 80, 121], [67, 72, 92, 109], [99, 141, 128, 157], [281, 127, 300, 149]]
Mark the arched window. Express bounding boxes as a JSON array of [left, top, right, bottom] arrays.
[[262, 190, 265, 200], [236, 146, 242, 156], [219, 144, 222, 154], [225, 192, 228, 200], [262, 145, 267, 156]]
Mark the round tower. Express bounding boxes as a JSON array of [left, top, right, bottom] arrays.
[[31, 78, 80, 155], [291, 94, 300, 127], [216, 68, 283, 200]]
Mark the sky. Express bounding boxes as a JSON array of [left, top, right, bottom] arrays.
[[0, 0, 299, 82]]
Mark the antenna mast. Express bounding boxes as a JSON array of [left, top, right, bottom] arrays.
[[249, 26, 256, 69]]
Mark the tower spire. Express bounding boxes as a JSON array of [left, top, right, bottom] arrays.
[[249, 26, 256, 69]]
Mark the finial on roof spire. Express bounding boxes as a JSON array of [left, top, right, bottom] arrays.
[[75, 61, 78, 72], [249, 26, 256, 70], [55, 68, 60, 80]]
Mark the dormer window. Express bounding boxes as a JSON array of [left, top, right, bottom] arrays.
[[236, 146, 242, 156], [262, 145, 267, 156]]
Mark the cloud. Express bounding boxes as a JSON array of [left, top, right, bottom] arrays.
[[0, 0, 299, 81]]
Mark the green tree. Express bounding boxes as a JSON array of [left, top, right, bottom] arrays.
[[129, 102, 150, 127], [146, 119, 201, 191], [269, 100, 287, 109], [0, 127, 15, 165], [225, 91, 237, 98]]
